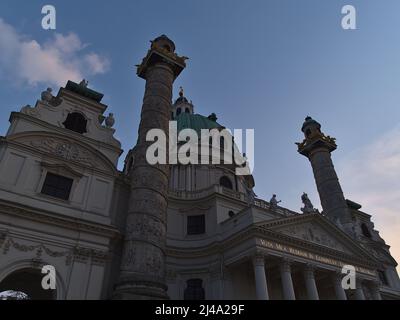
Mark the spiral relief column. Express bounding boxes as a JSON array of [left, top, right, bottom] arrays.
[[113, 35, 186, 299]]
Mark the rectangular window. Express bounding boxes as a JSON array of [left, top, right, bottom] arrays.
[[187, 215, 205, 235], [41, 172, 73, 200]]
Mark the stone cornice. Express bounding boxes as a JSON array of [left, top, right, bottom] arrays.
[[165, 221, 379, 270], [0, 199, 121, 240], [256, 213, 379, 264]]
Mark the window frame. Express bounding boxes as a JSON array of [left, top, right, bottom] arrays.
[[186, 214, 206, 235], [183, 278, 205, 300], [40, 172, 74, 201], [37, 162, 82, 203], [62, 112, 88, 134]]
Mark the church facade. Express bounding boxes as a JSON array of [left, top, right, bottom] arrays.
[[0, 35, 399, 300]]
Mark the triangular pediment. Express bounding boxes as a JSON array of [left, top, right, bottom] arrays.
[[256, 213, 377, 262]]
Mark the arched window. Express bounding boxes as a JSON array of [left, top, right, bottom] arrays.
[[185, 108, 190, 113], [184, 279, 205, 300], [63, 112, 87, 134], [361, 223, 372, 238], [220, 136, 225, 151], [220, 176, 233, 189], [176, 108, 182, 116]]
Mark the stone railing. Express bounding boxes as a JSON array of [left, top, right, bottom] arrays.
[[168, 185, 247, 201], [169, 186, 298, 217], [254, 198, 298, 217], [168, 185, 217, 200]]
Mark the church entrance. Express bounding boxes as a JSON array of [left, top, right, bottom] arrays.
[[0, 268, 56, 300]]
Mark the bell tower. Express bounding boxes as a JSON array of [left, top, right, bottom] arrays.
[[297, 117, 350, 225], [113, 35, 187, 299]]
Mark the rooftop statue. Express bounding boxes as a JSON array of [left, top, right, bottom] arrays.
[[269, 194, 282, 209], [41, 87, 53, 102], [301, 192, 319, 214], [79, 79, 89, 88]]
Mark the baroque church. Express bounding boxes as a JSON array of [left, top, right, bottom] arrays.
[[0, 35, 399, 300]]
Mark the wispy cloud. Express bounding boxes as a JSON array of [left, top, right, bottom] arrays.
[[0, 18, 110, 87], [338, 125, 400, 270]]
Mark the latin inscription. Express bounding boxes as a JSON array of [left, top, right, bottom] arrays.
[[258, 239, 375, 276]]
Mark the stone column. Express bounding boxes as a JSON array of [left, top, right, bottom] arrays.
[[332, 272, 347, 300], [370, 281, 382, 300], [252, 255, 269, 300], [113, 35, 186, 300], [297, 117, 350, 223], [354, 279, 366, 300], [303, 264, 319, 300], [280, 259, 296, 300]]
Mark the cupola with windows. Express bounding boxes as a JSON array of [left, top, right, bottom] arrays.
[[172, 87, 194, 118]]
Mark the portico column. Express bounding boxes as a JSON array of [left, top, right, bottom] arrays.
[[252, 255, 269, 300], [354, 279, 366, 300], [332, 272, 347, 300], [303, 264, 319, 300], [370, 281, 382, 300], [280, 259, 295, 300]]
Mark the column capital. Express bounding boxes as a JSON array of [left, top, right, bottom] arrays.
[[304, 263, 316, 278], [332, 270, 343, 284], [252, 254, 266, 267], [280, 258, 293, 273]]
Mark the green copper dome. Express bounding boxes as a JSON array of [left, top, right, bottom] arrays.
[[176, 112, 223, 135]]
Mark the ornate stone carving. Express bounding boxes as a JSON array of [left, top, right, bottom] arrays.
[[41, 88, 54, 102], [28, 138, 100, 168], [20, 105, 41, 118], [1, 237, 73, 265], [0, 235, 108, 266], [301, 192, 319, 214], [121, 242, 136, 268], [275, 221, 347, 252], [125, 214, 165, 244], [105, 113, 115, 128], [115, 35, 185, 300]]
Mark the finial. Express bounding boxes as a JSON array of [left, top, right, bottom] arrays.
[[179, 86, 184, 97]]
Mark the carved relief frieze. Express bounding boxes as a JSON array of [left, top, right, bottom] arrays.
[[274, 222, 347, 252], [125, 214, 165, 244], [0, 235, 109, 266], [29, 138, 100, 168]]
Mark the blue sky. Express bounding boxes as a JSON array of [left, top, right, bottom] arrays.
[[0, 0, 399, 263]]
